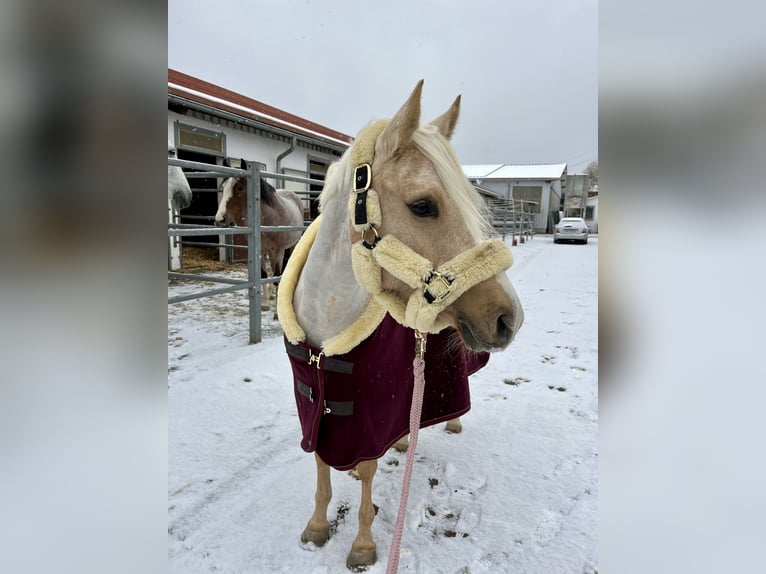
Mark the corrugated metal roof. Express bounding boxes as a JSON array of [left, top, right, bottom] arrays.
[[463, 163, 567, 180]]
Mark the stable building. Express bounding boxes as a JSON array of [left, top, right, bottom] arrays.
[[167, 69, 353, 265], [463, 163, 568, 233]]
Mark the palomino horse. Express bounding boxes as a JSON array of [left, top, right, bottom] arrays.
[[214, 162, 304, 315], [168, 141, 192, 210], [277, 81, 524, 570]]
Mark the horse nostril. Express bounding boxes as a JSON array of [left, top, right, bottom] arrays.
[[496, 313, 514, 343]]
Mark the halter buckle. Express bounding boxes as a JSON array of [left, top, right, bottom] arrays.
[[353, 163, 372, 192], [423, 271, 454, 304]]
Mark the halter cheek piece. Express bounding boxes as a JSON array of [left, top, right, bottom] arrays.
[[347, 123, 513, 334]]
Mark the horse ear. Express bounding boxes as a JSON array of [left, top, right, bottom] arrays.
[[223, 157, 230, 167], [375, 79, 423, 161], [429, 94, 461, 140], [240, 158, 248, 169]]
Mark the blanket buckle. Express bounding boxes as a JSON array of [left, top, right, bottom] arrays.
[[308, 350, 324, 369]]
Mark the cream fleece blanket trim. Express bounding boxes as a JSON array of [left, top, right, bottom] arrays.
[[276, 215, 389, 356]]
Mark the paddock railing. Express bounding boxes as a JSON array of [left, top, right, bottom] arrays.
[[485, 196, 538, 243], [167, 157, 324, 343]]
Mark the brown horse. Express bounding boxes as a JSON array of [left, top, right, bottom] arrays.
[[277, 81, 524, 569], [214, 163, 304, 314]]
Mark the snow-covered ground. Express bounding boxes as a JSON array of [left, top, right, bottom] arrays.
[[168, 234, 598, 574]]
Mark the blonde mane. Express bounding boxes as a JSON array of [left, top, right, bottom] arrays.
[[318, 155, 352, 212], [411, 124, 493, 242]]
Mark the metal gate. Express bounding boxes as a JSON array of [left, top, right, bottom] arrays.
[[167, 156, 321, 343]]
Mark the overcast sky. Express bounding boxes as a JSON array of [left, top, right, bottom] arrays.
[[168, 0, 597, 171]]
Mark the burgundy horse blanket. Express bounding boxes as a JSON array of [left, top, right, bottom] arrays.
[[285, 313, 488, 471]]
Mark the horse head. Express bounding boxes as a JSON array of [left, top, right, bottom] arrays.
[[168, 141, 192, 210], [351, 81, 523, 351], [215, 158, 248, 227]]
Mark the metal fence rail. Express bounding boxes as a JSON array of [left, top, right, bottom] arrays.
[[167, 157, 325, 343], [485, 197, 538, 243]]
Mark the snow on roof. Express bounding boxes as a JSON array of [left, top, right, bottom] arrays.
[[463, 163, 567, 180], [462, 164, 504, 179]]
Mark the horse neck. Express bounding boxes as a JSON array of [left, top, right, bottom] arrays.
[[259, 178, 277, 207], [293, 188, 369, 347]]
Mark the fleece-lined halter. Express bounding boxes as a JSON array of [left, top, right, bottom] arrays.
[[346, 120, 514, 335]]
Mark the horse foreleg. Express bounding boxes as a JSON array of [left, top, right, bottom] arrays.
[[301, 453, 332, 547], [445, 417, 463, 433], [347, 459, 378, 569], [261, 254, 273, 311], [272, 256, 284, 321], [393, 435, 409, 452]]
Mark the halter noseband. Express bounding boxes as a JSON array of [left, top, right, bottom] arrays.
[[347, 121, 513, 334]]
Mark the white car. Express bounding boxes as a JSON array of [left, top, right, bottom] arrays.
[[554, 217, 589, 244]]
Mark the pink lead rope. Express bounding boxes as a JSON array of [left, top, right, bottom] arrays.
[[385, 331, 427, 574]]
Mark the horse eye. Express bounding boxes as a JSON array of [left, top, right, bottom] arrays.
[[408, 199, 438, 218]]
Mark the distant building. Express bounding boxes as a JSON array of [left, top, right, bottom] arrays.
[[564, 173, 589, 218], [462, 163, 568, 233], [585, 194, 599, 233]]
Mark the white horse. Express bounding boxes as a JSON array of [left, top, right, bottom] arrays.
[[277, 81, 524, 570], [168, 141, 192, 270], [168, 141, 192, 210]]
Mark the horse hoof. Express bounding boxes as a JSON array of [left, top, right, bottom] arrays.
[[301, 525, 329, 547], [393, 436, 409, 452], [445, 419, 463, 434], [346, 548, 377, 570]]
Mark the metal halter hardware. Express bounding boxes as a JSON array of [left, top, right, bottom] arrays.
[[353, 163, 373, 227], [361, 224, 380, 250], [422, 270, 454, 304]]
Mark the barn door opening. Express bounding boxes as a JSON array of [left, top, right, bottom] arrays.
[[174, 122, 226, 267]]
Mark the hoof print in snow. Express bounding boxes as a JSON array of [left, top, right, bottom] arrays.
[[556, 345, 580, 358], [328, 500, 350, 536], [504, 376, 530, 386], [380, 457, 400, 473], [548, 385, 567, 392], [419, 463, 484, 540], [541, 355, 556, 363], [532, 509, 563, 548]]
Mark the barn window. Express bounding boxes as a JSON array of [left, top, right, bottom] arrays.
[[175, 123, 226, 156]]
